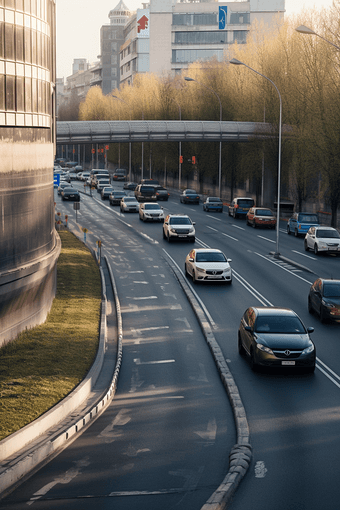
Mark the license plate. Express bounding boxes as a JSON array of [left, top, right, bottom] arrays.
[[207, 276, 222, 279], [178, 235, 187, 237], [282, 361, 295, 366]]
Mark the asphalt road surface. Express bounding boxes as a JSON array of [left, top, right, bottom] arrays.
[[3, 182, 340, 510]]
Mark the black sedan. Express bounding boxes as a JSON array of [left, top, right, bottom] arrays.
[[180, 189, 200, 204], [308, 278, 340, 322], [154, 186, 170, 201], [123, 182, 138, 190], [238, 307, 315, 372], [109, 191, 127, 206], [203, 197, 223, 212], [61, 187, 80, 201]]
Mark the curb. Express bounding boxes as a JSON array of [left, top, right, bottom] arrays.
[[0, 252, 123, 497], [269, 251, 316, 274], [164, 254, 252, 510]]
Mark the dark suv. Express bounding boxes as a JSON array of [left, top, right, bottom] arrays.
[[287, 212, 319, 237], [134, 184, 157, 202]]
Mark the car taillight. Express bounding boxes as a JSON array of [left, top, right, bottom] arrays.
[[235, 204, 239, 208]]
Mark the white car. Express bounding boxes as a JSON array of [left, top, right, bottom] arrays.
[[185, 248, 232, 284], [120, 196, 139, 213], [163, 214, 195, 242], [139, 202, 164, 222], [304, 226, 340, 255]]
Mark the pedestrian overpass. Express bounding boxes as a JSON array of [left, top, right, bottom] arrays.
[[56, 120, 279, 145]]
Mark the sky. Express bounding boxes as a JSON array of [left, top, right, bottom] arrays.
[[56, 0, 334, 80]]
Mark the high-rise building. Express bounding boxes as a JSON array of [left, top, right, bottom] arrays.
[[0, 0, 60, 346], [120, 0, 285, 85], [100, 0, 131, 94]]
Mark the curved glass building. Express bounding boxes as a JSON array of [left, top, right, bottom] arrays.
[[0, 0, 60, 346]]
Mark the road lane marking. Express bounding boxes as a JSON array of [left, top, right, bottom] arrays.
[[257, 235, 275, 244], [292, 250, 317, 260], [221, 232, 239, 241], [255, 252, 313, 285], [232, 224, 245, 230]]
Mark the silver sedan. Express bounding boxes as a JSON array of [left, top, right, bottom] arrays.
[[185, 248, 232, 284]]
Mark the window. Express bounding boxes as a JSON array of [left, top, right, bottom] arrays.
[[6, 75, 15, 110], [5, 23, 15, 60], [175, 31, 228, 45], [173, 13, 218, 26], [172, 48, 224, 63], [15, 25, 24, 61], [230, 12, 250, 24], [16, 75, 24, 111], [233, 31, 247, 44], [0, 75, 5, 109]]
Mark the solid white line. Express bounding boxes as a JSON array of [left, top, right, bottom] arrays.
[[317, 357, 340, 382], [316, 364, 340, 389], [233, 270, 273, 306], [292, 250, 317, 260], [163, 249, 217, 330], [255, 252, 314, 285]]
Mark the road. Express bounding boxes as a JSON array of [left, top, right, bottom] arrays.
[[3, 181, 340, 509]]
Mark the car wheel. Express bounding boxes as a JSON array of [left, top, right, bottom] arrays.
[[308, 297, 313, 314], [252, 222, 256, 228], [185, 263, 190, 277], [190, 237, 195, 243], [238, 334, 245, 355], [305, 365, 315, 374], [304, 240, 309, 251], [287, 224, 291, 235], [192, 270, 198, 284], [294, 228, 299, 237], [167, 233, 172, 243], [163, 229, 166, 239], [314, 244, 319, 255], [228, 208, 231, 216], [233, 210, 237, 219]]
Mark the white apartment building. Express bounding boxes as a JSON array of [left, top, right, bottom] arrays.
[[120, 0, 285, 86]]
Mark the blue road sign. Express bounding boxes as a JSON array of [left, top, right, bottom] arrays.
[[219, 6, 228, 30], [54, 173, 60, 188]]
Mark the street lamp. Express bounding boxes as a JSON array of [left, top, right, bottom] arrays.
[[171, 97, 182, 191], [112, 95, 132, 182], [229, 58, 282, 258], [295, 25, 340, 50], [184, 77, 223, 198]]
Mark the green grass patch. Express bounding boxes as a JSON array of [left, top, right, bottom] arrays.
[[0, 230, 102, 441]]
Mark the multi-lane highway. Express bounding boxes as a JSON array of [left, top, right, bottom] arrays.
[[3, 181, 340, 509]]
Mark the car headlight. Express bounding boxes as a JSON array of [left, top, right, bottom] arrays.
[[170, 228, 177, 233], [188, 227, 194, 232], [319, 243, 327, 249], [321, 300, 334, 308], [302, 344, 314, 355], [195, 266, 205, 273], [256, 343, 274, 355]]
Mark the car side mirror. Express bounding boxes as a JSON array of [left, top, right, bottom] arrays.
[[307, 327, 314, 334], [245, 326, 252, 332], [189, 257, 194, 262], [192, 222, 196, 225], [227, 258, 232, 263]]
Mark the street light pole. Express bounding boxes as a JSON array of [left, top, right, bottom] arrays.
[[185, 77, 223, 198], [112, 95, 132, 182], [230, 58, 282, 258], [171, 97, 182, 191], [295, 25, 340, 50]]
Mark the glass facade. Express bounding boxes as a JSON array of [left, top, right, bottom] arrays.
[[172, 48, 224, 63], [175, 31, 228, 45], [173, 13, 218, 26], [0, 0, 53, 126]]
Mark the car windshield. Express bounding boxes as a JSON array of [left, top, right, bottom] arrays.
[[169, 217, 191, 225], [299, 214, 318, 223], [124, 197, 136, 202], [208, 198, 221, 203], [185, 190, 197, 194], [238, 199, 254, 207], [255, 316, 305, 334], [323, 284, 340, 297], [196, 252, 227, 262], [256, 209, 273, 216], [316, 230, 340, 239], [145, 204, 161, 210]]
